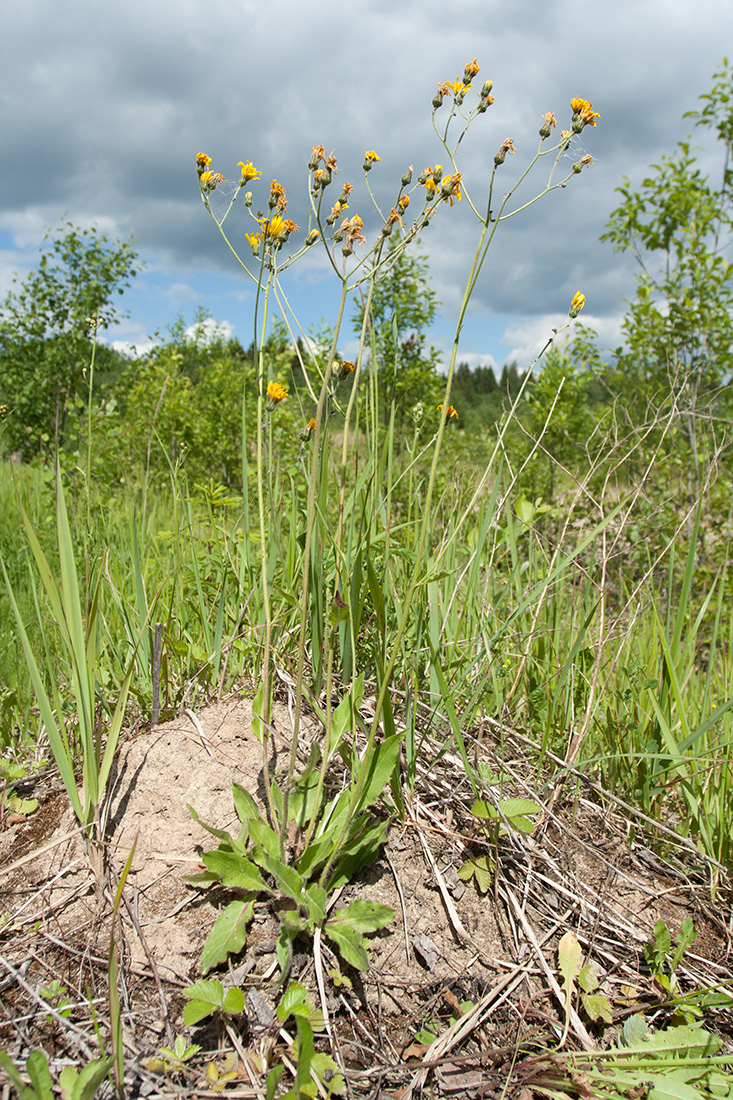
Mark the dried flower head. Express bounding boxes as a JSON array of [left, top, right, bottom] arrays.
[[539, 112, 557, 138], [572, 154, 594, 174], [309, 144, 325, 170], [494, 138, 516, 167]]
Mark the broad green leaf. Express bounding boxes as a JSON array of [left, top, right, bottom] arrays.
[[327, 899, 394, 934], [254, 849, 304, 904], [232, 783, 262, 826], [200, 899, 254, 974], [621, 1013, 649, 1046], [354, 734, 401, 815], [27, 1050, 54, 1098], [222, 987, 245, 1015], [323, 921, 369, 971], [248, 817, 281, 859], [304, 883, 327, 925], [202, 850, 269, 893], [581, 991, 613, 1023], [66, 1058, 114, 1100], [183, 979, 224, 1026]]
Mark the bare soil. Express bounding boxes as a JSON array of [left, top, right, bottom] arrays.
[[1, 696, 732, 1098]]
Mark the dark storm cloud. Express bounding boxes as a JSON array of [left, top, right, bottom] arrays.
[[1, 0, 731, 359]]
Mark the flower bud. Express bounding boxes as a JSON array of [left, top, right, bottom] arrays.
[[480, 79, 493, 98], [432, 164, 443, 183], [305, 229, 319, 246], [401, 166, 413, 186], [432, 94, 444, 109], [244, 191, 253, 207], [569, 291, 585, 319]]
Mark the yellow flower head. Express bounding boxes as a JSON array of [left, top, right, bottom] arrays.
[[438, 404, 459, 420], [264, 215, 286, 238], [269, 180, 287, 211], [200, 171, 225, 193], [463, 58, 480, 83], [300, 417, 317, 441], [570, 97, 600, 128], [569, 291, 586, 318], [364, 151, 380, 163], [237, 160, 262, 184], [196, 152, 212, 175], [398, 194, 410, 210], [441, 172, 463, 205], [266, 380, 289, 408], [245, 231, 263, 253]]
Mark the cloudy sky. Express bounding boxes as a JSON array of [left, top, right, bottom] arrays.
[[1, 0, 731, 369]]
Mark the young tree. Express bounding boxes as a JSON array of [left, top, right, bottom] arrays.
[[353, 240, 443, 425], [601, 60, 733, 489], [0, 222, 139, 454]]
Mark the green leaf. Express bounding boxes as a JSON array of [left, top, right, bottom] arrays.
[[622, 1012, 649, 1047], [222, 987, 245, 1016], [578, 963, 599, 993], [248, 816, 281, 859], [183, 979, 224, 1026], [232, 783, 262, 826], [27, 1051, 54, 1099], [277, 981, 322, 1025], [581, 991, 614, 1023], [254, 850, 304, 905], [251, 683, 265, 744], [200, 899, 254, 974], [328, 899, 394, 934], [353, 733, 401, 815], [323, 921, 370, 971], [66, 1058, 114, 1100], [202, 850, 270, 893]]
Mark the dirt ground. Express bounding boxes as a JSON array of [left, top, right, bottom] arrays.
[[1, 697, 732, 1098]]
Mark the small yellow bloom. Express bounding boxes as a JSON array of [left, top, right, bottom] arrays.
[[570, 97, 600, 127], [569, 291, 586, 318], [364, 151, 380, 163], [438, 404, 459, 420], [300, 417, 317, 441], [196, 152, 212, 174], [398, 194, 410, 210], [441, 172, 463, 205], [200, 171, 225, 193], [269, 180, 287, 211], [463, 58, 480, 82], [237, 160, 262, 184], [266, 381, 289, 408], [264, 215, 286, 238], [245, 231, 263, 253]]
